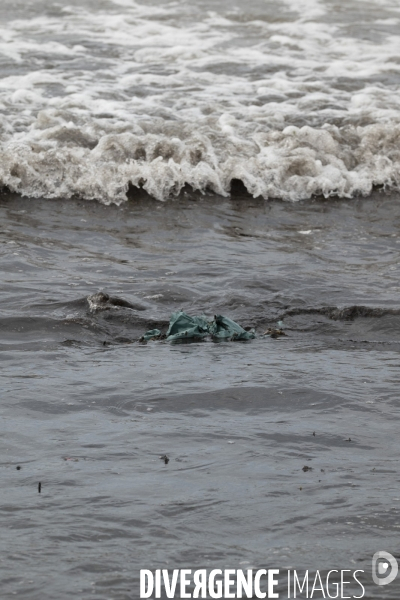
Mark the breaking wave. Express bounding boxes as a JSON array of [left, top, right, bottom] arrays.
[[2, 122, 400, 202], [2, 0, 400, 203]]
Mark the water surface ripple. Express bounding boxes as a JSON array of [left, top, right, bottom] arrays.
[[1, 192, 400, 598]]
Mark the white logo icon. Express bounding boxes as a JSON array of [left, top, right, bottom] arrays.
[[372, 551, 398, 586]]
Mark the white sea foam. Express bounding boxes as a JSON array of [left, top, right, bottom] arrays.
[[1, 0, 400, 202]]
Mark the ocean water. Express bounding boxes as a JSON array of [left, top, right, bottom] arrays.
[[2, 0, 400, 202], [2, 1, 400, 599]]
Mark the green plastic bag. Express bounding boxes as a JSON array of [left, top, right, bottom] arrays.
[[141, 312, 256, 343], [166, 312, 209, 341], [140, 328, 161, 341], [209, 315, 255, 340]]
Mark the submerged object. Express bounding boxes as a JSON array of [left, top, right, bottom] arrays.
[[87, 291, 145, 312], [209, 315, 255, 340], [142, 311, 255, 342], [139, 329, 162, 342], [264, 328, 286, 338], [166, 312, 209, 341]]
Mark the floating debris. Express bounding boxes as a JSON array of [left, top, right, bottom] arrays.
[[142, 312, 255, 343], [139, 329, 163, 342], [264, 328, 286, 338], [160, 455, 169, 465], [209, 315, 255, 341]]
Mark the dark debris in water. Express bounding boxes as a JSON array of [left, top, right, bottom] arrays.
[[160, 455, 169, 464], [139, 330, 166, 343], [87, 292, 146, 312], [264, 328, 286, 338], [81, 292, 400, 348]]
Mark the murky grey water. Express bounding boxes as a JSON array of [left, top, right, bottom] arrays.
[[1, 190, 400, 598], [2, 0, 400, 596]]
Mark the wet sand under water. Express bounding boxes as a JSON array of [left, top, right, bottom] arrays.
[[1, 190, 400, 599]]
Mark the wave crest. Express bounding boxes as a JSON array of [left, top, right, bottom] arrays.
[[2, 121, 400, 202]]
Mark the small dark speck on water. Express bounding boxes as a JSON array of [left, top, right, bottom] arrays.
[[16, 466, 21, 470], [302, 465, 312, 472], [160, 455, 169, 464], [38, 482, 42, 493], [346, 438, 352, 442], [313, 432, 316, 436]]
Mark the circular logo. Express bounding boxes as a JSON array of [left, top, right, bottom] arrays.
[[372, 551, 398, 586]]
